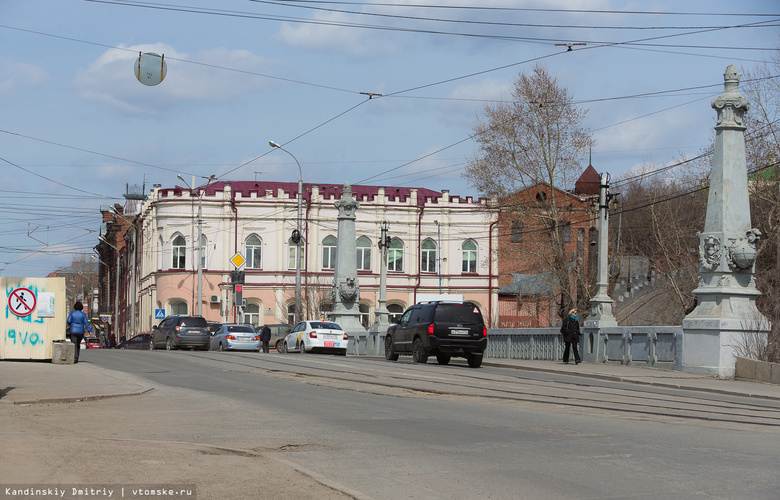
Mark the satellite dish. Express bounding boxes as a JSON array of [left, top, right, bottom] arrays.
[[134, 51, 167, 86]]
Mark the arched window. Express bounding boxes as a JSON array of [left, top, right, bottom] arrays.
[[462, 239, 477, 273], [200, 234, 208, 269], [356, 236, 371, 271], [171, 300, 188, 315], [388, 238, 403, 272], [322, 235, 337, 270], [157, 237, 164, 270], [245, 303, 260, 328], [421, 238, 437, 273], [246, 234, 262, 269], [288, 237, 305, 270], [388, 303, 404, 324], [172, 235, 186, 269]]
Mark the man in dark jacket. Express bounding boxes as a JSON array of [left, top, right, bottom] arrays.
[[260, 324, 272, 353], [560, 308, 581, 365]]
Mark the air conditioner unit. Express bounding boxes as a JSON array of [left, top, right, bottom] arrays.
[[210, 295, 221, 304]]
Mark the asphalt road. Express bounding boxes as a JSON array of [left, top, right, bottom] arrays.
[[61, 349, 780, 499]]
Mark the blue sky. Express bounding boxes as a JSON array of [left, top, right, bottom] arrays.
[[1, 0, 778, 277]]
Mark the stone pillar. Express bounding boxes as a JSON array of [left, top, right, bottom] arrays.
[[682, 65, 770, 377], [329, 183, 367, 352]]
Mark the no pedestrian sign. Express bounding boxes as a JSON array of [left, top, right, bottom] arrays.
[[8, 287, 36, 317]]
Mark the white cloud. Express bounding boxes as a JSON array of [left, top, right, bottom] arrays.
[[74, 44, 275, 114], [0, 58, 49, 99]]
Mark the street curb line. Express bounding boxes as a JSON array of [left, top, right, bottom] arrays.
[[10, 387, 153, 405]]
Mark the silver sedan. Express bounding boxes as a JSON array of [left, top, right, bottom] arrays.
[[209, 324, 260, 351]]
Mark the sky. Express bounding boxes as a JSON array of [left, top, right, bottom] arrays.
[[1, 0, 778, 278]]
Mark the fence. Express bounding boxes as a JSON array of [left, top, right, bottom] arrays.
[[486, 326, 684, 370]]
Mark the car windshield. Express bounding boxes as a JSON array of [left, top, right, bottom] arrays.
[[434, 304, 484, 324], [226, 325, 254, 333], [310, 322, 342, 330], [180, 317, 208, 327]]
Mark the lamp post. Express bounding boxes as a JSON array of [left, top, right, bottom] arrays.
[[585, 173, 618, 328], [433, 219, 442, 294], [375, 220, 390, 328], [98, 236, 120, 339], [177, 174, 216, 316], [269, 141, 303, 324]]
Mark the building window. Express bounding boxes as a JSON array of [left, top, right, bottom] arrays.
[[511, 221, 523, 243], [200, 234, 208, 269], [388, 303, 404, 324], [388, 238, 403, 272], [287, 303, 295, 325], [462, 239, 477, 273], [245, 303, 260, 329], [421, 238, 437, 273], [172, 235, 186, 269], [322, 235, 337, 270], [562, 222, 571, 243], [288, 237, 305, 270], [171, 300, 188, 315], [359, 303, 370, 329], [356, 236, 371, 271], [246, 234, 262, 269]]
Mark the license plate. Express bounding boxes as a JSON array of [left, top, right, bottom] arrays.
[[324, 341, 335, 347], [239, 337, 252, 341], [325, 335, 337, 340], [451, 329, 468, 336]]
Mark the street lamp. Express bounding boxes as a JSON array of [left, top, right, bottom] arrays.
[[269, 140, 303, 324], [98, 236, 120, 340], [375, 220, 391, 328], [177, 174, 216, 316], [585, 172, 618, 328], [433, 220, 442, 294]]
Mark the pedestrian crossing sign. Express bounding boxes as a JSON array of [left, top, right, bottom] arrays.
[[155, 309, 165, 319]]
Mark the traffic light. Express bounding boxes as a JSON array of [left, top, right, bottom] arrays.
[[234, 284, 243, 306], [230, 270, 245, 284]]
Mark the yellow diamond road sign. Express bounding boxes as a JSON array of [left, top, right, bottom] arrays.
[[230, 252, 246, 269]]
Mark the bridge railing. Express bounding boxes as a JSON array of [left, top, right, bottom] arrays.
[[486, 326, 684, 370]]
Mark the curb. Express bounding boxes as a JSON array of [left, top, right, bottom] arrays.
[[10, 387, 153, 405]]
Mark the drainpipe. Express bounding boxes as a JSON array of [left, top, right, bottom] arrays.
[[413, 205, 424, 304], [488, 213, 500, 329]]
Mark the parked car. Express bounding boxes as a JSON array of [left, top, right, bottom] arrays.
[[84, 336, 101, 349], [210, 324, 260, 351], [263, 323, 292, 351], [208, 321, 222, 335], [116, 333, 151, 350], [384, 301, 487, 368], [282, 320, 348, 356], [150, 315, 210, 351]]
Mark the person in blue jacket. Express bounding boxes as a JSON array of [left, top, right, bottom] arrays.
[[67, 301, 92, 363]]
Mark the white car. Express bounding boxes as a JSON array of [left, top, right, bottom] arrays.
[[282, 320, 348, 356]]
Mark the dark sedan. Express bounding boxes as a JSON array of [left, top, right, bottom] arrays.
[[117, 333, 151, 350]]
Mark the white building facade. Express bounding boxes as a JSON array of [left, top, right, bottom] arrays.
[[120, 181, 499, 335]]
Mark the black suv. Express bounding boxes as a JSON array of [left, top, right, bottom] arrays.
[[150, 315, 210, 351], [385, 301, 487, 368]]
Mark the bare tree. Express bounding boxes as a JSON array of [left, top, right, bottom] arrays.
[[464, 63, 592, 320]]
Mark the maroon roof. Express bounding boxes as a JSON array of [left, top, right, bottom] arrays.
[[162, 181, 445, 208], [574, 164, 600, 195]]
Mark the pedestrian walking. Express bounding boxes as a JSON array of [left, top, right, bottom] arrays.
[[260, 324, 272, 353], [67, 301, 92, 363], [560, 308, 581, 365]]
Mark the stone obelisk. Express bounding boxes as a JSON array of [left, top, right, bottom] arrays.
[[682, 65, 770, 377], [329, 183, 366, 338]]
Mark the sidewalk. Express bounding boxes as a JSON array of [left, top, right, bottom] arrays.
[[1, 356, 779, 405]]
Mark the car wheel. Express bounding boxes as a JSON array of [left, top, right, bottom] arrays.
[[299, 341, 305, 354], [275, 339, 284, 352], [467, 353, 483, 368], [149, 338, 155, 351], [166, 337, 173, 350], [281, 341, 288, 353], [436, 354, 451, 365], [385, 335, 399, 361], [218, 342, 224, 352], [412, 338, 428, 364]]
